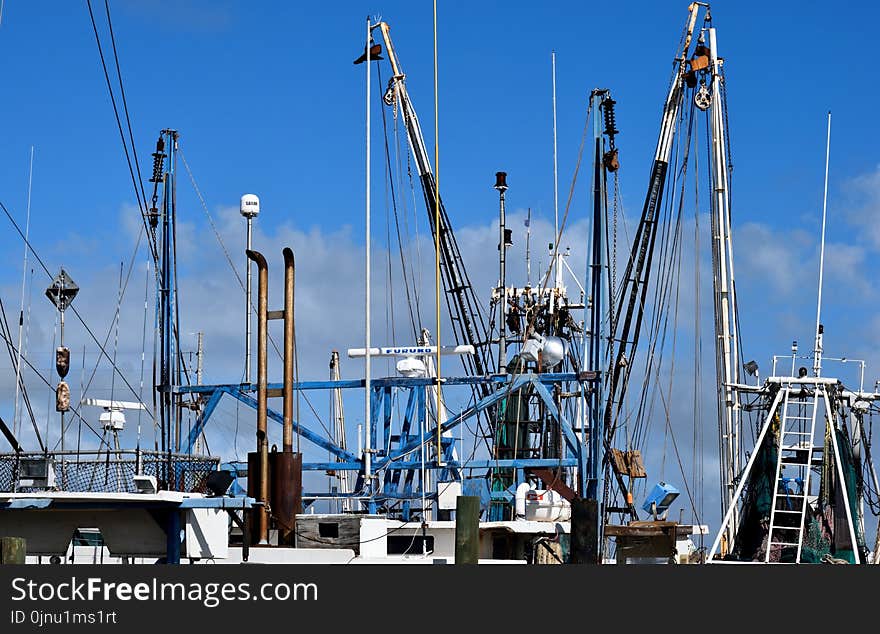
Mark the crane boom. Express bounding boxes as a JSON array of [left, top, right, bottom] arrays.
[[602, 3, 702, 517]]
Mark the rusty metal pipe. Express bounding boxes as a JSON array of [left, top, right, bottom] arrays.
[[282, 247, 295, 453], [246, 249, 269, 544]]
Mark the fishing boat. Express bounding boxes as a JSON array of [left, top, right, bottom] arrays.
[[0, 2, 876, 566]]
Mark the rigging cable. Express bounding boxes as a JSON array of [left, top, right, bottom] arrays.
[[109, 261, 123, 409], [0, 200, 151, 414], [378, 62, 419, 341], [176, 146, 334, 453], [693, 102, 705, 531], [631, 101, 692, 455], [85, 0, 158, 265], [71, 224, 149, 433], [102, 0, 150, 219], [0, 292, 42, 449], [0, 306, 105, 448], [377, 61, 397, 354], [176, 147, 284, 365]]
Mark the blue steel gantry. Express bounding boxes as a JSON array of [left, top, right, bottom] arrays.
[[177, 371, 598, 520]]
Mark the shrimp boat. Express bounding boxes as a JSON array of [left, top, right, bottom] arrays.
[[1, 3, 876, 566]]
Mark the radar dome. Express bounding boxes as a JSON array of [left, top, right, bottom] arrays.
[[240, 193, 260, 218]]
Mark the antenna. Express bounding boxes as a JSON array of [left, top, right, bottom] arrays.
[[525, 207, 532, 286], [364, 14, 373, 488], [12, 146, 34, 439], [552, 51, 559, 240], [813, 111, 831, 377]]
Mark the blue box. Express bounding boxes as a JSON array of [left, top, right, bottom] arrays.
[[641, 481, 680, 514]]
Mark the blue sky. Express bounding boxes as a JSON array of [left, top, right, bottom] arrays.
[[0, 1, 878, 536]]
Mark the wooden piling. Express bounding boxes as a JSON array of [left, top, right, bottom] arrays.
[[569, 498, 599, 564], [0, 537, 26, 564], [454, 495, 480, 564]]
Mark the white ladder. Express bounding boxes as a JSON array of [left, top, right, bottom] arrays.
[[765, 384, 821, 563]]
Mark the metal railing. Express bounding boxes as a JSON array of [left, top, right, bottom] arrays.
[[0, 450, 219, 494]]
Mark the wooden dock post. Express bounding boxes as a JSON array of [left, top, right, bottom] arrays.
[[454, 496, 480, 564], [569, 498, 599, 564], [0, 537, 26, 564]]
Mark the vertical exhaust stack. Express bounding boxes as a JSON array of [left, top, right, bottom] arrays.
[[272, 247, 302, 546], [245, 248, 303, 547], [246, 249, 270, 545], [282, 248, 295, 453]]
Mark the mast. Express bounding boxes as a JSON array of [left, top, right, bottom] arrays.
[[813, 112, 831, 377], [707, 24, 743, 541], [364, 15, 373, 496], [585, 89, 613, 552], [329, 350, 351, 512], [148, 128, 179, 486]]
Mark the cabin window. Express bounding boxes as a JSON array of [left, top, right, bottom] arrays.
[[72, 529, 104, 547], [387, 535, 434, 555], [318, 522, 339, 538]]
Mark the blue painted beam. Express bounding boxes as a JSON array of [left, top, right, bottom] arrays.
[[369, 387, 381, 458], [185, 389, 224, 453], [303, 491, 436, 500], [295, 457, 579, 471], [448, 459, 578, 470], [388, 388, 418, 492], [226, 389, 358, 462], [173, 372, 589, 395], [179, 496, 255, 509], [529, 375, 580, 453]]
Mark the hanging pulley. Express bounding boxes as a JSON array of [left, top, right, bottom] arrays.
[[694, 85, 712, 111], [383, 79, 398, 107]]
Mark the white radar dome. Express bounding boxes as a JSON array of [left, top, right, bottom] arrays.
[[396, 357, 427, 378], [240, 193, 260, 218]]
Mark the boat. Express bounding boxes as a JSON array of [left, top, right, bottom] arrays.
[[0, 2, 876, 566]]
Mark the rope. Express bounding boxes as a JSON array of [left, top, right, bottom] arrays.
[[102, 0, 150, 217]]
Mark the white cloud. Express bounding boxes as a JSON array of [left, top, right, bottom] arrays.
[[841, 164, 880, 251]]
